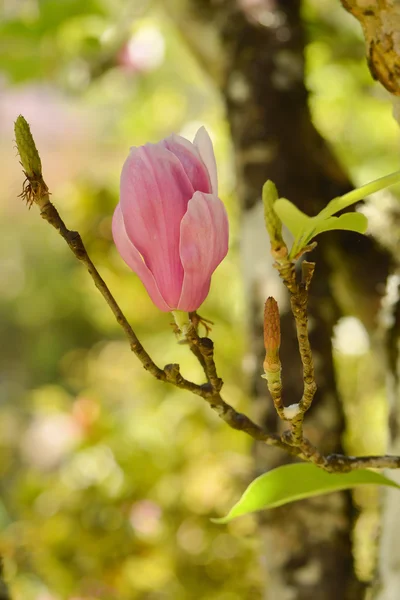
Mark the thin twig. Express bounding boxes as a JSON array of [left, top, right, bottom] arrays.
[[188, 343, 210, 382], [186, 323, 223, 393], [326, 453, 400, 472], [274, 258, 317, 446], [185, 313, 211, 383]]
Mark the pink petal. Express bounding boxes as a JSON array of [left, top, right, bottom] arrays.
[[177, 191, 229, 311], [162, 134, 212, 194], [112, 203, 171, 311], [193, 127, 218, 195], [120, 144, 194, 308]]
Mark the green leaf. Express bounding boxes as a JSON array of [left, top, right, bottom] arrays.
[[273, 198, 310, 238], [304, 212, 368, 244], [213, 463, 400, 524], [272, 171, 400, 257], [274, 197, 368, 258]]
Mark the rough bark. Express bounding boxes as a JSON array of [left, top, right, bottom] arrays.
[[173, 0, 392, 598], [216, 3, 385, 599], [341, 0, 400, 96]]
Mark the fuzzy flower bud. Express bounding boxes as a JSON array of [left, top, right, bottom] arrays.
[[14, 115, 42, 178], [14, 115, 49, 208], [263, 296, 281, 373]]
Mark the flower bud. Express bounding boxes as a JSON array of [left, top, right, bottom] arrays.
[[262, 180, 287, 258], [112, 127, 229, 312], [14, 115, 42, 178], [263, 296, 281, 373]]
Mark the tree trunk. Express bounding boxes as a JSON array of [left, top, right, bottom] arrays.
[[175, 0, 392, 597], [373, 269, 400, 600], [339, 2, 400, 598]]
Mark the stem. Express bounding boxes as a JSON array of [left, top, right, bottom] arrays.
[[172, 310, 190, 333]]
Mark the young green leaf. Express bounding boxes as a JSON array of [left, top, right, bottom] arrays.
[[274, 198, 368, 258], [213, 463, 400, 524], [303, 212, 368, 245], [271, 170, 400, 258], [273, 198, 310, 238]]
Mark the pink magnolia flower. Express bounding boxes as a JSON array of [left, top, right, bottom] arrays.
[[112, 127, 229, 312]]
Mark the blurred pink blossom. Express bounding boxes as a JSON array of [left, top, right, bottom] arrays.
[[118, 27, 165, 73], [112, 127, 229, 311], [21, 413, 81, 470], [129, 500, 162, 538]]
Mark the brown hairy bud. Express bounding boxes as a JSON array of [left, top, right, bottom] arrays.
[[263, 296, 281, 372]]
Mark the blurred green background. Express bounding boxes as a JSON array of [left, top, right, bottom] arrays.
[[0, 0, 398, 598]]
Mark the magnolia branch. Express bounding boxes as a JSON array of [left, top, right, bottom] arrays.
[[14, 115, 400, 473], [40, 200, 293, 449], [275, 259, 318, 447], [42, 197, 302, 457]]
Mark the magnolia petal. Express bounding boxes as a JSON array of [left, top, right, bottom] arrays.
[[178, 191, 229, 311], [120, 144, 194, 308], [112, 203, 171, 312], [162, 134, 212, 194], [193, 126, 218, 195]]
